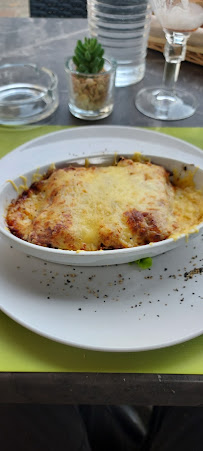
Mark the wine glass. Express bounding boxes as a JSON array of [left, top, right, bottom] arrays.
[[135, 0, 203, 120]]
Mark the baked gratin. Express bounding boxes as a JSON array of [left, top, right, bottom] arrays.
[[6, 158, 203, 251]]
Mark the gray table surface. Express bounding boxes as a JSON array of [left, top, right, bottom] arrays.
[[0, 17, 202, 406], [0, 17, 202, 127]]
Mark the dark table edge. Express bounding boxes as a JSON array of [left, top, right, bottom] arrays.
[[0, 373, 202, 406]]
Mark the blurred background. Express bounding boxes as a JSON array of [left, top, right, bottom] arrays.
[[1, 1, 202, 68], [0, 0, 29, 17]]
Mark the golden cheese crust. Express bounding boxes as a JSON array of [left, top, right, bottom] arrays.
[[6, 158, 203, 251]]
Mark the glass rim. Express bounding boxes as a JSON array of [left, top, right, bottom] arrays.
[[64, 56, 117, 77], [0, 63, 58, 105]]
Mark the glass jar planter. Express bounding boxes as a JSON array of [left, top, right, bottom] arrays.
[[65, 56, 116, 120]]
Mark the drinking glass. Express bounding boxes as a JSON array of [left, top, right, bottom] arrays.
[[135, 1, 203, 120]]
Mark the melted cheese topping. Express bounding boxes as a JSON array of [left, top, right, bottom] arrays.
[[6, 159, 203, 251]]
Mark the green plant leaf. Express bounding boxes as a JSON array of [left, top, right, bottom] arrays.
[[75, 48, 85, 61], [128, 257, 153, 269], [77, 40, 85, 51], [78, 63, 88, 73], [85, 51, 91, 61], [73, 37, 105, 74], [72, 56, 79, 67], [98, 59, 104, 71]]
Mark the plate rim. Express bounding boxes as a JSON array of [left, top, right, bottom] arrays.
[[1, 125, 203, 161], [1, 305, 203, 352]]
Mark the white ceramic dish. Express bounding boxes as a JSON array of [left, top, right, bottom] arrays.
[[0, 152, 203, 266], [0, 126, 203, 351]]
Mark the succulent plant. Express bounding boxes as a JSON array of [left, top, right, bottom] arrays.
[[73, 37, 105, 74]]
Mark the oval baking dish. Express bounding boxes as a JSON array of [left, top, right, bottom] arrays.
[[0, 153, 203, 266]]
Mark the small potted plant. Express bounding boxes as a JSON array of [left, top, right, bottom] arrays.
[[65, 37, 116, 120]]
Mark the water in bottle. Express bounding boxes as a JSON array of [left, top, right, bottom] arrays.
[[87, 0, 152, 87]]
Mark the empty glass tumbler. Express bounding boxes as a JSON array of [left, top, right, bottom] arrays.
[[87, 0, 152, 87]]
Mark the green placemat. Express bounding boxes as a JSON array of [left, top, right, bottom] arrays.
[[0, 126, 203, 374]]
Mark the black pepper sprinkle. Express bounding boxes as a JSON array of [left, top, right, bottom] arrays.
[[78, 308, 82, 311], [157, 315, 160, 317], [47, 296, 50, 299], [164, 268, 168, 271], [180, 298, 184, 302], [184, 268, 201, 280]]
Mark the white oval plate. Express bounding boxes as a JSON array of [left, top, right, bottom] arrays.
[[0, 126, 203, 351]]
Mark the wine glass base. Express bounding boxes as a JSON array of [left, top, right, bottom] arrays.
[[135, 87, 197, 121]]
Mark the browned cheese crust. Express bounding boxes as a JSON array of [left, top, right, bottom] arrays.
[[7, 157, 199, 252]]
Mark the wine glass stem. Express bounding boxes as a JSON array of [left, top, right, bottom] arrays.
[[162, 31, 190, 91], [163, 60, 181, 90]]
